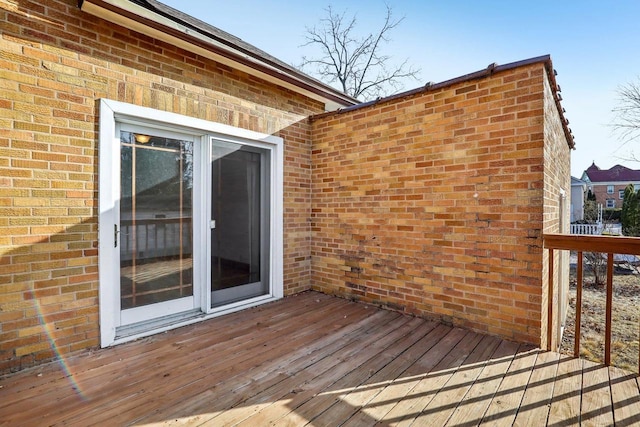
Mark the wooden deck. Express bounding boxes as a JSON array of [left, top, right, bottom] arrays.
[[1, 291, 639, 426]]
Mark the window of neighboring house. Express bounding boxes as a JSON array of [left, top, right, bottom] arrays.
[[607, 185, 614, 194], [606, 199, 615, 208], [619, 189, 625, 199]]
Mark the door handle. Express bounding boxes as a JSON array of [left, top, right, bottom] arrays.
[[114, 224, 119, 247]]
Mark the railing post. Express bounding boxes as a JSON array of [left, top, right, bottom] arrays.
[[605, 253, 613, 366], [574, 251, 583, 358], [547, 248, 554, 351]]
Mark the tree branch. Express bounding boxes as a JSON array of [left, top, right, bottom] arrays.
[[612, 79, 640, 144], [298, 5, 421, 101]]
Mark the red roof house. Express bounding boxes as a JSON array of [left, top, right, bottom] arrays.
[[581, 163, 640, 208]]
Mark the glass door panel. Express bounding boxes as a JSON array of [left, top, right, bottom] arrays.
[[211, 140, 269, 307], [119, 130, 194, 321]]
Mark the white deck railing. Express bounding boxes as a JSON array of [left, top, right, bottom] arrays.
[[120, 217, 192, 261], [570, 223, 603, 235]]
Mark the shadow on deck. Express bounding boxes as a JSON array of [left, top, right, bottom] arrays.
[[1, 291, 639, 426]]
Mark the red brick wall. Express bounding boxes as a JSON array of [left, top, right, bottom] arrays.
[[0, 0, 321, 372], [310, 63, 570, 345], [590, 183, 638, 210], [542, 67, 572, 349]]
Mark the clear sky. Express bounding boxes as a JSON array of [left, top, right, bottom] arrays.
[[160, 0, 640, 177]]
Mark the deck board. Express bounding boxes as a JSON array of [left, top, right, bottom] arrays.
[[107, 296, 378, 426], [479, 344, 538, 426], [609, 366, 640, 427], [512, 348, 560, 426], [110, 297, 367, 425], [447, 339, 521, 426], [0, 291, 638, 426], [239, 319, 439, 426], [580, 360, 615, 426], [411, 335, 502, 426], [208, 312, 413, 426], [546, 355, 583, 426], [339, 324, 452, 427], [300, 318, 438, 427], [383, 330, 486, 426]]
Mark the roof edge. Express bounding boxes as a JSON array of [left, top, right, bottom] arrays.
[[310, 55, 575, 150], [582, 162, 640, 183], [79, 0, 359, 109]]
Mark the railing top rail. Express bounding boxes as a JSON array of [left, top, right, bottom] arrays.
[[544, 233, 640, 255]]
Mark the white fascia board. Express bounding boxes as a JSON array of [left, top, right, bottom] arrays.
[[590, 181, 640, 187], [80, 0, 352, 111]]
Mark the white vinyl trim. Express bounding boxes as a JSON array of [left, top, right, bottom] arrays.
[[121, 296, 194, 325], [589, 181, 640, 187], [98, 100, 120, 347]]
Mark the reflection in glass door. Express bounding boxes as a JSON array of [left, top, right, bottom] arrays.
[[119, 130, 194, 324], [210, 140, 269, 307]]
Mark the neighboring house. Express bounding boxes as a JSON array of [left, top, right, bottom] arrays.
[[0, 0, 573, 373], [581, 162, 640, 209], [570, 176, 587, 222]]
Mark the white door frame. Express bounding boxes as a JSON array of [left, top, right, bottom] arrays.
[[98, 99, 283, 347]]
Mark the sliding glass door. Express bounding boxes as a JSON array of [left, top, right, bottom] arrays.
[[98, 99, 283, 346], [210, 140, 270, 307], [119, 127, 196, 326], [116, 132, 271, 326]]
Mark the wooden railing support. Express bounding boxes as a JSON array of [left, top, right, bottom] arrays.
[[547, 247, 554, 351], [544, 233, 640, 373], [574, 251, 583, 358], [605, 253, 613, 366]]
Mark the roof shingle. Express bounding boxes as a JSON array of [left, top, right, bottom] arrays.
[[584, 162, 640, 183]]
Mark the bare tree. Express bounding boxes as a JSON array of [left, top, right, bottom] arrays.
[[300, 5, 420, 101], [613, 79, 640, 144], [584, 252, 607, 286]]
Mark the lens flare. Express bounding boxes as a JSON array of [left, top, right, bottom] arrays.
[[33, 293, 88, 401]]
